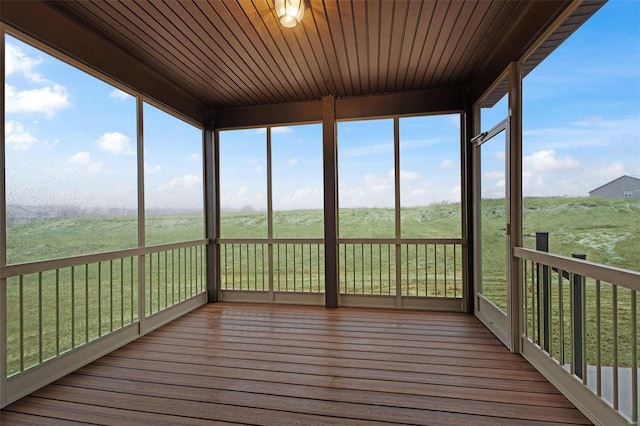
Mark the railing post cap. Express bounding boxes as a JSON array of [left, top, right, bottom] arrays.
[[571, 253, 587, 260]]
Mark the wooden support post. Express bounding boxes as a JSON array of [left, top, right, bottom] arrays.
[[572, 252, 587, 379], [322, 96, 338, 308], [536, 232, 550, 352], [204, 111, 219, 302]]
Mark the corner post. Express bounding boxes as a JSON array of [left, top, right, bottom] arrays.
[[462, 86, 475, 314], [0, 25, 8, 408], [322, 96, 338, 308], [508, 61, 523, 352], [204, 109, 219, 302]]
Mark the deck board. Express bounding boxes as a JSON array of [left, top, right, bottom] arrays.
[[1, 303, 591, 425]]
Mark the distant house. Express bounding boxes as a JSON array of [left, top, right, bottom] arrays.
[[589, 175, 640, 199]]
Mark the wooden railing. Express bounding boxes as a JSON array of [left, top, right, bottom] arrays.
[[218, 238, 464, 309], [219, 239, 325, 294], [1, 239, 207, 408], [339, 239, 463, 298], [516, 247, 639, 426]]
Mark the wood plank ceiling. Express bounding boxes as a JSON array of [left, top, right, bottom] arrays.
[[40, 0, 602, 112]]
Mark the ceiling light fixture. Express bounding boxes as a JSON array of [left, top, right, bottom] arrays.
[[274, 0, 305, 28]]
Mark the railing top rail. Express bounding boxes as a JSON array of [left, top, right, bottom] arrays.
[[1, 239, 208, 278], [514, 247, 639, 291], [216, 237, 465, 245], [339, 238, 466, 245], [217, 238, 324, 244]]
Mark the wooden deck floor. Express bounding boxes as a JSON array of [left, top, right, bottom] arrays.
[[1, 303, 591, 425]]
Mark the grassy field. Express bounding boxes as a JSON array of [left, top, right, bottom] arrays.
[[4, 196, 639, 373]]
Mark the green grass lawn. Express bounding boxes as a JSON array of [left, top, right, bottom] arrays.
[[4, 196, 639, 374]]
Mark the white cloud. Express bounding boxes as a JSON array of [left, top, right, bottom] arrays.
[[255, 166, 263, 173], [5, 42, 45, 82], [98, 132, 134, 155], [387, 168, 419, 181], [342, 142, 393, 158], [272, 126, 293, 135], [108, 88, 131, 100], [144, 162, 162, 175], [523, 116, 640, 150], [439, 159, 456, 168], [5, 83, 70, 117], [220, 186, 267, 211], [68, 152, 92, 164], [275, 186, 323, 210], [288, 158, 299, 166], [5, 120, 38, 150], [190, 153, 201, 161], [255, 126, 293, 135], [523, 150, 579, 172], [66, 151, 103, 173], [158, 174, 202, 193]]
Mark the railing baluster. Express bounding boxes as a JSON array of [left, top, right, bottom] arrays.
[[453, 244, 457, 298], [444, 244, 448, 297], [558, 269, 564, 366], [425, 244, 428, 296], [245, 244, 250, 291], [254, 244, 258, 291], [98, 262, 102, 337], [183, 247, 187, 298], [596, 279, 602, 397], [631, 289, 638, 424], [360, 244, 364, 294], [156, 251, 160, 310], [547, 262, 553, 358], [38, 272, 42, 364], [71, 266, 76, 349], [189, 246, 193, 297], [612, 285, 619, 411], [19, 276, 24, 371], [433, 244, 438, 296], [149, 254, 153, 315], [231, 244, 235, 291], [352, 244, 356, 294], [110, 260, 114, 332], [523, 260, 529, 338], [164, 251, 168, 308], [55, 268, 60, 355], [388, 244, 391, 295], [85, 265, 89, 343], [169, 251, 174, 300], [121, 258, 124, 328]]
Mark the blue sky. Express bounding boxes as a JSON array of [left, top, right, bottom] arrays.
[[4, 0, 640, 212]]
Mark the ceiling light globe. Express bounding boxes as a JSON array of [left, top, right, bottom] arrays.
[[275, 0, 305, 28]]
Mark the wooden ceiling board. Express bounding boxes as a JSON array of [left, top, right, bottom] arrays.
[[157, 1, 278, 105], [124, 1, 245, 104], [186, 0, 286, 104], [78, 0, 228, 105], [409, 0, 450, 91], [3, 0, 603, 122], [336, 0, 362, 96], [298, 5, 339, 96], [364, 0, 381, 96], [63, 1, 215, 103], [351, 0, 370, 95], [402, 1, 437, 91], [248, 0, 318, 101], [323, 0, 356, 96], [442, 0, 501, 88], [395, 0, 429, 92], [423, 0, 466, 89], [429, 0, 479, 89]]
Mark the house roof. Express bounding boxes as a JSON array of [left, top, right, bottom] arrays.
[[1, 0, 605, 126], [589, 175, 640, 194]]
